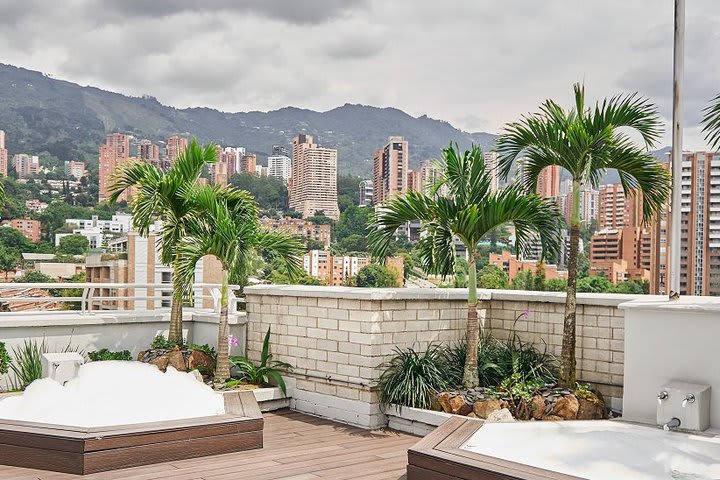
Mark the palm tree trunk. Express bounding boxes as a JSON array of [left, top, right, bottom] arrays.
[[462, 251, 479, 388], [560, 179, 581, 387], [214, 269, 231, 384], [168, 260, 184, 345]]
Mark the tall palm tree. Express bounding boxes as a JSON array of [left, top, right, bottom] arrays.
[[496, 84, 670, 387], [702, 94, 720, 149], [176, 185, 304, 382], [109, 139, 218, 344], [368, 144, 563, 388]]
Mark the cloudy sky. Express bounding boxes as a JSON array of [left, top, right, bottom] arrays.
[[1, 0, 718, 148]]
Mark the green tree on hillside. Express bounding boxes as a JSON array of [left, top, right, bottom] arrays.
[[57, 234, 89, 255]]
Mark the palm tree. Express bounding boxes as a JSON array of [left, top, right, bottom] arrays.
[[496, 83, 670, 387], [702, 94, 720, 149], [109, 139, 218, 344], [368, 144, 563, 388], [176, 185, 304, 383]]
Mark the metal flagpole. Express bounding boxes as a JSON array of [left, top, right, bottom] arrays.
[[669, 0, 685, 300]]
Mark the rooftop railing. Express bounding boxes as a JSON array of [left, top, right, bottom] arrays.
[[0, 283, 243, 314]]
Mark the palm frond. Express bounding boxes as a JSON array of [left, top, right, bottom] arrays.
[[702, 94, 720, 150]]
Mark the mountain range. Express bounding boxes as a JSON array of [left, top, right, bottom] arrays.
[[0, 64, 496, 176]]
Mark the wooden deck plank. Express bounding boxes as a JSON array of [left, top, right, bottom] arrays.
[[0, 410, 418, 479]]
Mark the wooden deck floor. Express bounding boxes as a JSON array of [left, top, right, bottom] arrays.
[[0, 410, 418, 480]]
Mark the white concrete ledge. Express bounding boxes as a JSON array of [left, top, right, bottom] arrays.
[[244, 285, 490, 301], [0, 310, 244, 328], [385, 404, 482, 436], [245, 285, 657, 307], [619, 296, 720, 314]]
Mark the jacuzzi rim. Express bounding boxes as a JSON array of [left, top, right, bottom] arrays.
[[407, 416, 718, 480]]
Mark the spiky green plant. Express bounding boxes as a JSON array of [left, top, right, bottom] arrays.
[[9, 339, 83, 390], [228, 328, 293, 395], [376, 344, 452, 409]]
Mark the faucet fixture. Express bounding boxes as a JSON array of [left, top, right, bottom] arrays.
[[682, 394, 696, 408], [657, 391, 669, 404], [663, 417, 681, 431]]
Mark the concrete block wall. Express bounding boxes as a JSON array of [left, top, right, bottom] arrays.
[[244, 286, 481, 428], [244, 285, 650, 426]]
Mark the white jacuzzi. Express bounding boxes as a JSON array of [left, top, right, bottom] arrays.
[[462, 420, 720, 480]]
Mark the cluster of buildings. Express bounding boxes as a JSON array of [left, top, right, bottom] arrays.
[[260, 216, 331, 248], [0, 129, 88, 181], [303, 250, 404, 286], [98, 133, 293, 202]]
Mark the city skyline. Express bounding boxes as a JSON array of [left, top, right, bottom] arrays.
[[0, 2, 718, 150]]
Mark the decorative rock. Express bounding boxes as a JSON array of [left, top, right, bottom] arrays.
[[167, 347, 187, 372], [188, 349, 215, 371], [437, 392, 453, 413], [576, 395, 606, 420], [449, 395, 472, 415], [550, 395, 579, 420], [473, 399, 503, 419], [531, 395, 545, 420], [485, 408, 515, 423], [149, 355, 169, 371], [190, 369, 204, 383]]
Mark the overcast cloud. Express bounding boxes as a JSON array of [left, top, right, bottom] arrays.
[[0, 0, 718, 149]]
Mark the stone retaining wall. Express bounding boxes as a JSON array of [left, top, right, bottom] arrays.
[[244, 286, 649, 427]]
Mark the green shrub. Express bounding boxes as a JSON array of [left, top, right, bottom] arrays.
[[228, 328, 292, 395], [376, 344, 451, 409], [88, 349, 132, 362], [444, 332, 506, 387], [151, 335, 180, 350], [0, 342, 10, 375]]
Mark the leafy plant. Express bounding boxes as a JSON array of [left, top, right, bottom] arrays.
[[151, 335, 180, 350], [444, 332, 505, 387], [376, 344, 451, 409], [497, 331, 558, 384], [88, 349, 132, 361], [0, 342, 10, 375], [228, 328, 293, 395]]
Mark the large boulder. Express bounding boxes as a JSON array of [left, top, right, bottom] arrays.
[[437, 392, 453, 413], [550, 395, 579, 420], [167, 347, 187, 371], [576, 392, 607, 420], [473, 399, 503, 419], [449, 395, 473, 416], [485, 408, 515, 423], [531, 395, 546, 420], [188, 349, 215, 371]]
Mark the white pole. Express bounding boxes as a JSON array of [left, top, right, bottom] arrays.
[[669, 0, 685, 300]]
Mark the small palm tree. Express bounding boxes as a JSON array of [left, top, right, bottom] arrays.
[[496, 84, 670, 387], [369, 144, 563, 388], [176, 185, 304, 382], [109, 139, 218, 344], [702, 94, 720, 149]]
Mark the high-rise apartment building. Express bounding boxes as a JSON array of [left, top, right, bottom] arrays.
[[289, 134, 340, 220], [138, 140, 160, 166], [240, 153, 257, 174], [272, 145, 289, 157], [12, 154, 40, 178], [556, 187, 599, 226], [267, 155, 291, 182], [166, 135, 188, 169], [0, 130, 7, 177], [3, 218, 42, 243], [589, 227, 652, 284], [359, 180, 373, 206], [483, 151, 500, 192], [536, 165, 561, 197], [99, 133, 132, 202], [303, 250, 403, 286], [64, 161, 87, 180], [406, 169, 421, 193], [419, 159, 447, 196], [372, 136, 408, 205], [598, 184, 641, 230]]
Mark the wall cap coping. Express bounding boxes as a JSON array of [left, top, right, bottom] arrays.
[[385, 404, 482, 426], [244, 285, 490, 301], [619, 296, 720, 314], [244, 285, 650, 307], [0, 309, 239, 328]]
